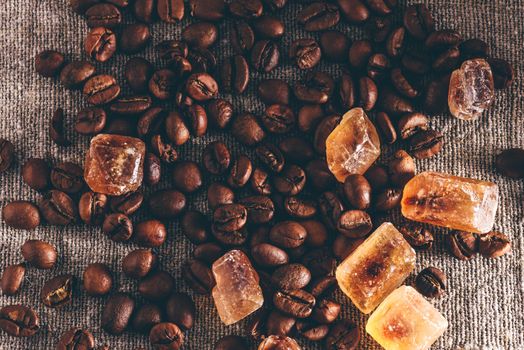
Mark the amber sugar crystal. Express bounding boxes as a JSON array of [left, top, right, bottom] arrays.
[[326, 107, 380, 182], [401, 171, 498, 233], [84, 134, 146, 196], [366, 286, 448, 350]]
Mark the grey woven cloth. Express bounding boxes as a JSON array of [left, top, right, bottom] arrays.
[[0, 0, 523, 349]]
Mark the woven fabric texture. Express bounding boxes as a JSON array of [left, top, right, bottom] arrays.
[[0, 0, 523, 349]]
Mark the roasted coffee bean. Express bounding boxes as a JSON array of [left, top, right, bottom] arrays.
[[133, 0, 156, 22], [50, 162, 83, 194], [102, 213, 133, 242], [409, 129, 443, 159], [294, 71, 334, 104], [86, 3, 121, 28], [110, 191, 144, 215], [60, 61, 96, 89], [78, 191, 108, 225], [365, 16, 391, 43], [374, 188, 402, 211], [265, 310, 295, 337], [125, 57, 154, 93], [0, 264, 25, 296], [388, 149, 415, 187], [110, 96, 152, 116], [333, 235, 365, 260], [252, 243, 289, 268], [261, 104, 295, 134], [415, 267, 446, 298], [101, 293, 135, 335], [21, 240, 57, 269], [138, 270, 175, 301], [300, 220, 327, 248], [150, 322, 184, 350], [134, 220, 167, 247], [256, 143, 285, 173], [229, 0, 263, 18], [213, 203, 247, 232], [375, 111, 396, 144], [298, 2, 339, 31], [270, 221, 307, 249], [83, 263, 112, 296], [460, 39, 489, 59], [41, 274, 74, 308], [391, 68, 419, 99], [312, 298, 341, 324], [231, 20, 255, 54], [399, 223, 434, 250], [298, 104, 324, 133], [250, 167, 273, 195], [172, 161, 203, 193], [343, 174, 371, 210], [318, 191, 344, 229], [251, 40, 280, 73], [308, 275, 337, 298], [337, 0, 369, 23], [75, 107, 107, 135], [272, 263, 311, 291], [219, 55, 249, 94], [348, 40, 373, 68], [273, 289, 315, 318], [39, 190, 78, 225], [337, 210, 372, 238], [289, 38, 321, 70], [296, 320, 329, 341], [84, 27, 116, 62], [284, 196, 316, 219], [164, 111, 189, 146], [397, 112, 429, 140], [365, 163, 389, 191], [182, 22, 218, 49], [182, 259, 216, 294], [495, 148, 524, 178], [187, 48, 217, 73], [35, 50, 65, 77], [0, 305, 39, 337], [320, 30, 350, 63], [2, 201, 40, 230], [231, 113, 265, 146], [186, 105, 208, 136], [202, 142, 231, 175], [165, 292, 196, 331], [385, 26, 405, 58], [259, 336, 301, 350], [489, 58, 514, 89], [379, 86, 414, 115], [433, 47, 461, 73], [186, 73, 218, 101], [253, 15, 285, 39], [278, 138, 313, 165], [107, 0, 128, 7], [314, 115, 341, 154], [50, 108, 71, 146], [337, 73, 356, 110], [57, 328, 96, 350], [273, 165, 306, 196], [227, 155, 253, 188], [149, 69, 176, 100], [301, 248, 336, 278], [189, 0, 225, 20], [148, 189, 187, 219], [132, 303, 163, 334], [207, 183, 234, 210], [262, 0, 286, 10], [214, 335, 248, 350], [258, 79, 290, 106], [193, 242, 224, 264], [84, 74, 120, 105], [359, 76, 378, 111], [207, 99, 233, 129], [181, 211, 210, 244], [425, 29, 462, 51], [423, 75, 450, 114], [325, 320, 360, 350], [122, 249, 158, 279], [239, 196, 275, 224], [367, 53, 390, 80], [403, 4, 434, 40], [447, 230, 478, 260], [157, 0, 184, 23], [478, 231, 511, 258]]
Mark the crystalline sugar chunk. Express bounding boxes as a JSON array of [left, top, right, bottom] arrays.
[[335, 222, 416, 314], [448, 58, 494, 120], [84, 134, 146, 196], [212, 250, 264, 325], [401, 171, 498, 233], [326, 107, 380, 183], [366, 285, 448, 350]]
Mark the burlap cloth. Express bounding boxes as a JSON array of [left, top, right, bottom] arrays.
[[0, 0, 522, 349]]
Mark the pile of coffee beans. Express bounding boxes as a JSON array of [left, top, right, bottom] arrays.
[[0, 0, 516, 349]]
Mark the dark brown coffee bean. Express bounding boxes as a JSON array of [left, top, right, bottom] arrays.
[[375, 111, 396, 144], [246, 310, 268, 340], [41, 274, 74, 308], [214, 335, 248, 350], [57, 328, 95, 350], [107, 117, 139, 136], [75, 107, 106, 135], [229, 0, 263, 18], [148, 189, 186, 219], [433, 46, 461, 72], [84, 27, 116, 62], [220, 55, 250, 94], [415, 267, 446, 298], [138, 270, 175, 301], [35, 50, 65, 77], [337, 0, 369, 23], [301, 220, 328, 248], [391, 68, 420, 99], [213, 203, 247, 232], [132, 303, 163, 334], [258, 335, 301, 350], [478, 231, 511, 258], [157, 0, 184, 23], [101, 293, 135, 335], [164, 111, 190, 146], [333, 235, 365, 260], [2, 201, 40, 230], [273, 289, 315, 318], [207, 99, 233, 129], [336, 210, 372, 238], [231, 113, 266, 146], [359, 76, 378, 111], [207, 183, 234, 210], [86, 3, 121, 28], [425, 29, 462, 51], [388, 149, 415, 187], [78, 191, 108, 225], [343, 174, 371, 209], [314, 115, 341, 154], [83, 263, 112, 296], [182, 259, 216, 294], [312, 298, 341, 324], [227, 155, 253, 188], [489, 58, 514, 89], [125, 57, 154, 93], [102, 213, 133, 242], [189, 0, 225, 20], [182, 22, 218, 49], [265, 310, 295, 337], [186, 72, 218, 101], [298, 2, 339, 32], [252, 243, 289, 268], [250, 167, 273, 195], [134, 220, 167, 247], [122, 249, 158, 279], [50, 162, 83, 194], [284, 196, 316, 219], [60, 61, 96, 89], [348, 40, 373, 69], [298, 104, 324, 133], [0, 264, 25, 296], [150, 322, 184, 350], [460, 39, 489, 59], [21, 240, 56, 269], [399, 223, 434, 250], [165, 292, 196, 331], [83, 74, 120, 105], [384, 26, 405, 58], [325, 320, 360, 350], [337, 73, 356, 110], [133, 0, 156, 22], [212, 225, 249, 246], [231, 20, 255, 54], [294, 71, 334, 104], [110, 191, 144, 216], [256, 143, 285, 173], [403, 4, 434, 40], [187, 48, 217, 73], [239, 196, 275, 224], [289, 38, 321, 70], [172, 161, 203, 193], [257, 80, 290, 106], [0, 305, 39, 337], [181, 211, 210, 244], [70, 0, 101, 13], [110, 95, 152, 116], [367, 53, 390, 80], [423, 75, 450, 114], [49, 108, 71, 146], [301, 247, 336, 278], [307, 276, 337, 299], [374, 188, 402, 211], [251, 40, 280, 73], [194, 242, 224, 264], [296, 320, 329, 341], [270, 221, 307, 249], [495, 148, 524, 178], [397, 112, 429, 140], [149, 69, 176, 100], [202, 142, 230, 175], [0, 139, 14, 174], [320, 30, 350, 63], [273, 165, 306, 196], [318, 191, 344, 229], [261, 104, 295, 134], [253, 15, 285, 39], [447, 230, 478, 260], [379, 86, 414, 115], [39, 190, 77, 225], [278, 137, 313, 165], [409, 129, 443, 159]]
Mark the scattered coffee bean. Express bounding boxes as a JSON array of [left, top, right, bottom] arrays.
[[172, 161, 203, 193], [122, 249, 158, 279], [182, 259, 216, 294], [78, 191, 108, 225], [0, 305, 39, 337], [271, 263, 311, 291], [103, 213, 133, 242], [57, 328, 95, 350], [83, 263, 112, 296], [0, 264, 25, 296], [40, 274, 74, 308], [325, 319, 360, 350], [399, 223, 434, 250], [273, 289, 315, 318], [182, 22, 218, 49], [181, 210, 211, 244], [149, 322, 184, 350], [337, 210, 373, 238], [194, 242, 224, 264], [39, 190, 78, 225], [85, 27, 117, 62], [35, 50, 65, 77], [409, 129, 444, 159], [478, 231, 511, 258], [231, 113, 266, 146], [134, 220, 167, 247], [415, 267, 447, 298], [60, 61, 96, 89], [166, 292, 196, 331], [488, 58, 514, 89], [101, 293, 135, 335], [21, 239, 57, 269], [84, 74, 121, 105], [447, 230, 478, 260], [251, 40, 280, 73], [157, 0, 184, 23], [50, 108, 71, 146], [132, 303, 163, 334], [270, 221, 307, 249], [138, 270, 175, 301], [298, 2, 339, 32], [2, 201, 41, 230]]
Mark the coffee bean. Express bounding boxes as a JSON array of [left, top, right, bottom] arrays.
[[203, 141, 231, 175], [397, 112, 429, 140], [194, 242, 224, 264], [125, 57, 154, 93], [122, 249, 158, 279], [138, 270, 175, 301], [50, 108, 71, 146], [134, 220, 167, 247], [182, 259, 216, 294], [478, 231, 511, 258], [75, 107, 107, 135], [253, 16, 285, 41], [367, 53, 390, 80], [358, 76, 378, 111], [298, 104, 324, 133], [415, 267, 446, 298], [488, 58, 514, 89], [101, 293, 135, 335], [213, 203, 248, 232], [0, 264, 25, 296], [35, 50, 65, 77], [289, 38, 321, 70], [273, 165, 306, 196], [132, 303, 163, 334], [270, 221, 307, 249], [250, 167, 273, 195], [308, 275, 337, 298], [110, 96, 152, 116], [50, 162, 83, 194], [365, 16, 391, 43], [149, 69, 176, 100], [257, 79, 290, 106], [187, 48, 217, 73], [403, 4, 434, 40], [78, 191, 108, 225], [278, 137, 314, 165], [164, 111, 190, 146], [239, 196, 275, 224], [85, 27, 116, 62], [409, 129, 443, 159], [495, 148, 524, 178], [261, 104, 295, 134], [110, 191, 144, 215], [319, 31, 349, 63], [296, 320, 329, 341], [294, 71, 334, 104], [2, 201, 40, 230], [231, 113, 266, 146], [219, 55, 250, 94], [256, 143, 285, 173], [301, 247, 336, 278], [189, 0, 225, 20], [447, 230, 478, 260], [41, 274, 74, 308], [57, 328, 95, 350], [0, 139, 14, 173], [70, 0, 100, 13], [259, 336, 301, 350], [213, 335, 248, 350], [207, 99, 233, 129], [60, 61, 96, 89], [231, 20, 255, 54], [150, 322, 184, 350], [374, 188, 402, 211], [157, 0, 184, 23], [388, 150, 415, 187], [148, 189, 186, 219], [423, 75, 450, 114], [229, 0, 263, 18], [284, 196, 316, 219], [312, 298, 341, 324], [251, 40, 280, 73], [318, 191, 344, 229], [425, 29, 462, 51], [251, 243, 289, 268], [298, 2, 340, 32], [165, 292, 196, 331], [349, 39, 373, 68], [391, 68, 419, 99], [39, 190, 78, 225], [83, 263, 112, 296], [336, 73, 356, 110], [265, 310, 296, 337], [301, 220, 328, 248], [433, 46, 461, 72], [333, 234, 365, 260], [401, 50, 431, 75], [0, 305, 39, 337], [180, 211, 210, 244], [84, 74, 121, 105], [273, 289, 315, 318], [103, 213, 133, 242], [21, 240, 57, 269], [182, 22, 218, 49], [86, 3, 122, 27], [186, 73, 218, 101], [325, 320, 360, 350], [206, 183, 234, 210], [337, 210, 372, 238], [399, 223, 434, 250], [460, 39, 489, 60], [337, 0, 369, 23], [212, 225, 248, 246], [343, 174, 371, 210], [172, 161, 203, 193], [272, 263, 311, 291], [374, 112, 395, 144]]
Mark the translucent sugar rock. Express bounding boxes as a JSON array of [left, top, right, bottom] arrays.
[[326, 107, 380, 182], [84, 134, 146, 196], [401, 171, 498, 233], [335, 222, 416, 314], [448, 59, 494, 120], [366, 286, 448, 350], [212, 250, 264, 325]]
